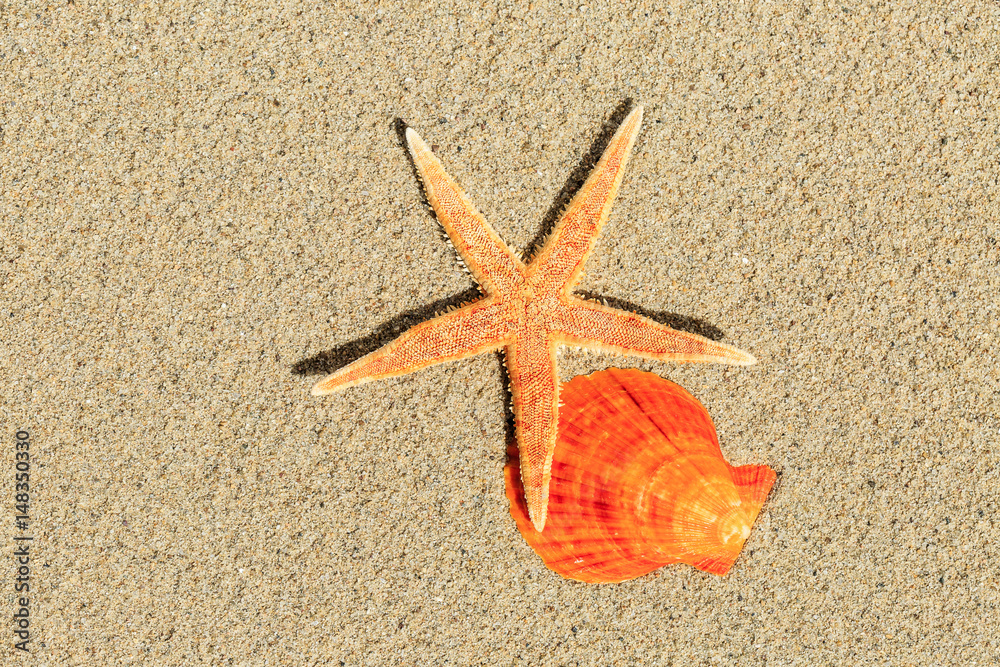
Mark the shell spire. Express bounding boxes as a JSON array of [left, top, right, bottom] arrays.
[[505, 368, 776, 583]]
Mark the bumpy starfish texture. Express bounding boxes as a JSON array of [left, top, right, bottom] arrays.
[[312, 106, 756, 531]]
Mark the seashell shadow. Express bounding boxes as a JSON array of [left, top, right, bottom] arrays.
[[505, 368, 776, 584]]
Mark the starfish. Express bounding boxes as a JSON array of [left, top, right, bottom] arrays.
[[312, 106, 756, 531]]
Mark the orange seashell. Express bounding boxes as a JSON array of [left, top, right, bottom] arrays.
[[505, 368, 776, 583]]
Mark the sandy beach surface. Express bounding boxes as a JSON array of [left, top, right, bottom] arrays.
[[3, 1, 999, 664]]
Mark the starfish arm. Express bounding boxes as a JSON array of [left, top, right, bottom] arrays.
[[505, 330, 559, 532], [555, 299, 757, 366], [311, 301, 511, 395], [406, 128, 526, 296], [530, 106, 644, 292]]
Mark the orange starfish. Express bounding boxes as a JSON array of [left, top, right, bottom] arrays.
[[312, 106, 756, 530]]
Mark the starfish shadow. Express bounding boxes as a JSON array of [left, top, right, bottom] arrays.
[[521, 98, 635, 263], [494, 350, 516, 445], [293, 118, 482, 378], [293, 101, 729, 384]]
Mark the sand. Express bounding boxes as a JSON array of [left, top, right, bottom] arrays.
[[2, 0, 999, 664]]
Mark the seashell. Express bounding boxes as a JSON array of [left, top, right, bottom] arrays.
[[505, 368, 775, 583]]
